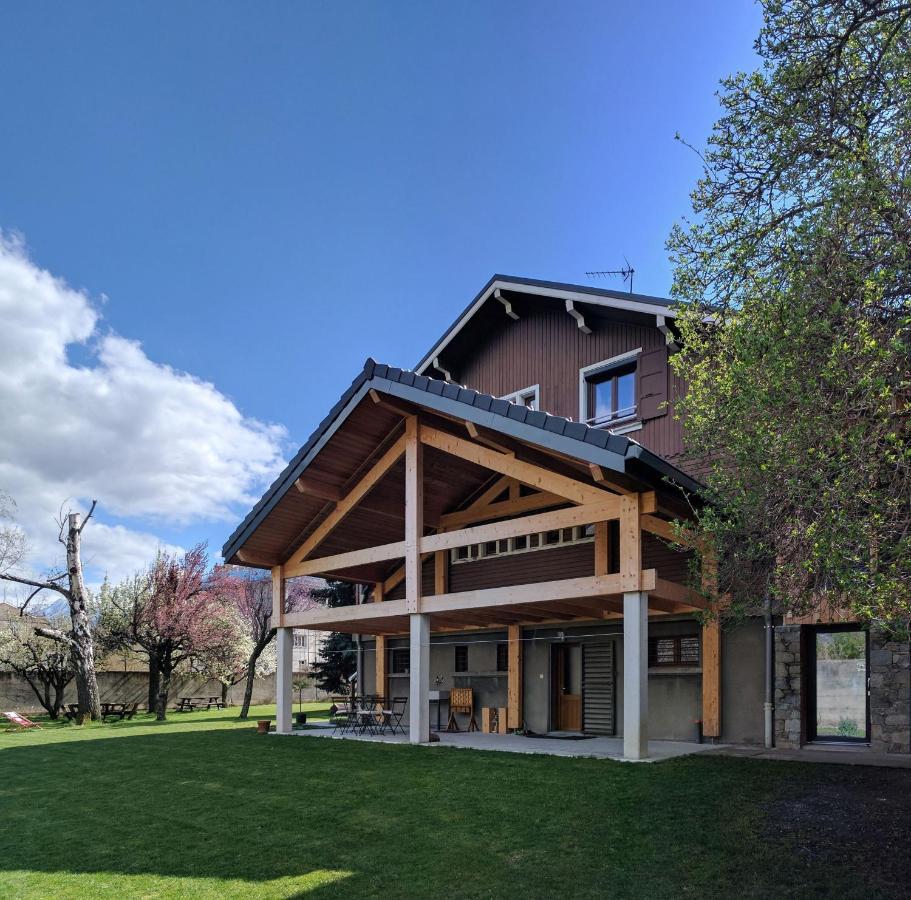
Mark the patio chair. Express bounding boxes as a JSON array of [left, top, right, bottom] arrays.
[[331, 699, 357, 735], [3, 711, 41, 730], [383, 697, 407, 735]]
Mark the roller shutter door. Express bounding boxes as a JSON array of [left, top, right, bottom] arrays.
[[583, 641, 616, 735]]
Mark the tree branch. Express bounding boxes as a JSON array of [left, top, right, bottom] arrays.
[[35, 626, 76, 647], [77, 500, 97, 534], [0, 572, 71, 599]]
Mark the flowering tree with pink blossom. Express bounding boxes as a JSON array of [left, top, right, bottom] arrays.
[[212, 566, 314, 719], [106, 544, 242, 720]]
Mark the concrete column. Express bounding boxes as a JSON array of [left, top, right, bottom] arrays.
[[623, 591, 648, 760], [409, 613, 430, 744], [275, 626, 293, 735]]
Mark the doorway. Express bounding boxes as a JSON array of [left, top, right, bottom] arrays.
[[808, 625, 869, 743], [551, 643, 582, 731]]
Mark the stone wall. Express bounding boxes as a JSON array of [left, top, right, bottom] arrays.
[[870, 628, 911, 754], [774, 625, 802, 749]]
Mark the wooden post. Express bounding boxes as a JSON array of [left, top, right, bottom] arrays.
[[507, 623, 523, 730], [594, 522, 609, 576], [619, 494, 641, 591], [701, 551, 721, 738], [271, 565, 284, 627], [405, 417, 423, 614], [375, 635, 387, 698]]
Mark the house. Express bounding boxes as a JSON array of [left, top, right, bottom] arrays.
[[223, 275, 909, 758]]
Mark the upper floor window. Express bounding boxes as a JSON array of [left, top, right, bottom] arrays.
[[500, 384, 539, 411], [579, 350, 641, 429]]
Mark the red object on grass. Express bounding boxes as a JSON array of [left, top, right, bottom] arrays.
[[3, 711, 41, 729]]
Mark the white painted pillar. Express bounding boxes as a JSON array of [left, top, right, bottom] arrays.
[[409, 613, 430, 744], [623, 591, 649, 760], [275, 626, 293, 734]]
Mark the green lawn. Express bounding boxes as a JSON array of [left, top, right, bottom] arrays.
[[0, 706, 906, 899]]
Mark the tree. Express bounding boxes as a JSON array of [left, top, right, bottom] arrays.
[[106, 544, 238, 720], [0, 492, 26, 575], [0, 615, 75, 719], [667, 0, 911, 626], [308, 580, 357, 694], [212, 566, 312, 720], [0, 500, 103, 719]]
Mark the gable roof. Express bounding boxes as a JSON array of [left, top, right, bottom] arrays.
[[414, 274, 678, 376], [222, 358, 702, 565]]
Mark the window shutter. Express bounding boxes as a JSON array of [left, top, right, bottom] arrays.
[[638, 347, 668, 420]]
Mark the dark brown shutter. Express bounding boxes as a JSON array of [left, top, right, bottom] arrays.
[[638, 347, 668, 420]]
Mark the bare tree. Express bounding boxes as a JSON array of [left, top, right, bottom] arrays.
[[0, 617, 75, 719], [0, 500, 102, 720]]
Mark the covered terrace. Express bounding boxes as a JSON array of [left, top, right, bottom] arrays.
[[222, 360, 719, 760]]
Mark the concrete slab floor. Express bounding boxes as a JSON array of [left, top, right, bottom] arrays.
[[705, 744, 911, 769], [282, 724, 721, 763]]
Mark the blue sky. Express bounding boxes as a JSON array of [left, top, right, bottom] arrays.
[[0, 2, 761, 587]]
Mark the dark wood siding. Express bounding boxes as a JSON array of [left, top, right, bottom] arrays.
[[450, 305, 686, 463], [449, 542, 594, 592]]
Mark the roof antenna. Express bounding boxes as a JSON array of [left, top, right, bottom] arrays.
[[585, 257, 635, 293]]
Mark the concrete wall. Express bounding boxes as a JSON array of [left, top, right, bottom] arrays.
[[0, 669, 324, 715], [364, 615, 767, 743]]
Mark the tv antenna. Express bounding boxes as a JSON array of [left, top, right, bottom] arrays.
[[585, 257, 635, 293]]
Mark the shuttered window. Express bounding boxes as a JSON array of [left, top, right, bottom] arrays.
[[648, 635, 701, 667], [496, 642, 508, 672], [454, 645, 468, 672]]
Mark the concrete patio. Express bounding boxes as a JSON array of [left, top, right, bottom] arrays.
[[284, 722, 720, 762]]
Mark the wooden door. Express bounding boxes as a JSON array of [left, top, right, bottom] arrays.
[[553, 644, 583, 731]]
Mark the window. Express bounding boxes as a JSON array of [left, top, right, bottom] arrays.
[[579, 350, 640, 428], [496, 642, 509, 672], [648, 635, 701, 668], [450, 523, 595, 564], [454, 645, 469, 672], [391, 647, 409, 674], [500, 384, 539, 411]]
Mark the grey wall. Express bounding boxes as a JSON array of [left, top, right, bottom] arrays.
[[365, 615, 769, 743], [0, 670, 323, 715]]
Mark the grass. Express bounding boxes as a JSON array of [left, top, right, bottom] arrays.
[[0, 705, 904, 899]]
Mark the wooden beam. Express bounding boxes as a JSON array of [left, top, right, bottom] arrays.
[[283, 598, 409, 630], [465, 421, 513, 454], [422, 571, 656, 615], [507, 623, 522, 730], [294, 476, 343, 502], [651, 577, 708, 610], [420, 425, 608, 505], [285, 540, 406, 578], [236, 549, 280, 568], [588, 464, 633, 495], [286, 433, 407, 568], [619, 494, 642, 591], [642, 513, 696, 547], [422, 499, 620, 555], [439, 490, 566, 529], [271, 565, 283, 627], [405, 417, 423, 614]]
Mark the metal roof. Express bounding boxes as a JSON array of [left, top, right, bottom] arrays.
[[221, 358, 702, 565]]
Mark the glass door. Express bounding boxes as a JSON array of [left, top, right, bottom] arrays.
[[809, 626, 869, 743]]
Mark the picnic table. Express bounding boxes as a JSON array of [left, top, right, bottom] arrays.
[[101, 702, 138, 721], [175, 696, 226, 712]]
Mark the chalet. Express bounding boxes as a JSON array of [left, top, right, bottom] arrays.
[[223, 275, 909, 758]]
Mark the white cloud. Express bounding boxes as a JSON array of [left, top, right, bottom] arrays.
[[0, 233, 287, 584]]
